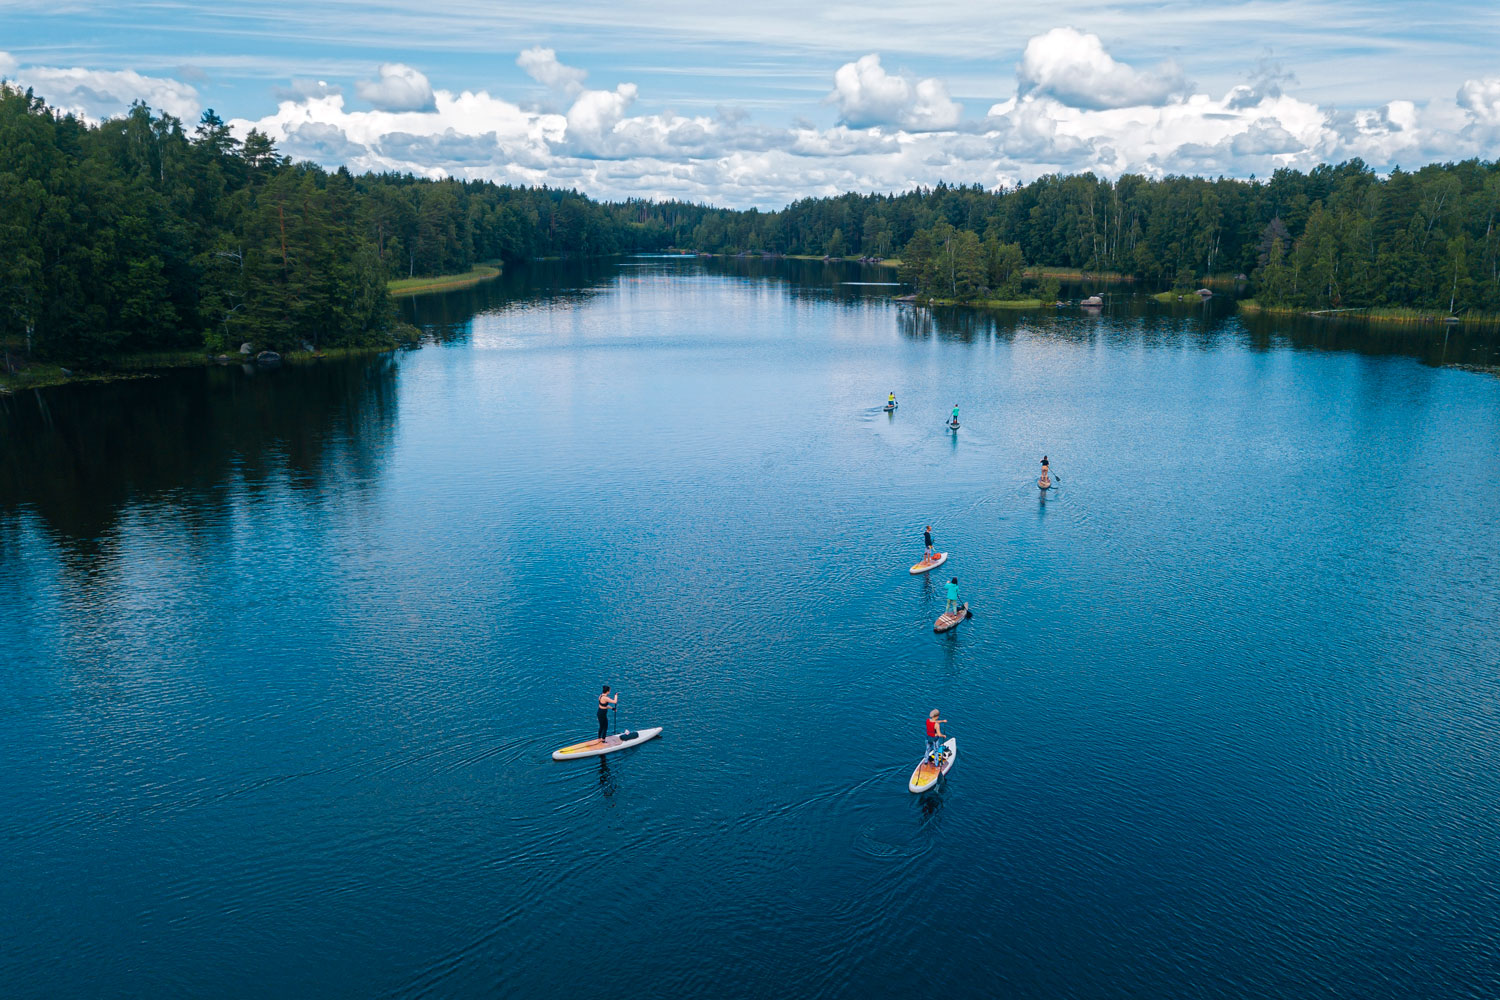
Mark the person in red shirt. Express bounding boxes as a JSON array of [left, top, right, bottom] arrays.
[[925, 709, 948, 763]]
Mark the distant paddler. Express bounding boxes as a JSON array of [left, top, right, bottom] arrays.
[[552, 686, 663, 761], [885, 391, 898, 411], [597, 685, 618, 741], [1038, 455, 1052, 490], [911, 525, 948, 574], [950, 403, 960, 428]]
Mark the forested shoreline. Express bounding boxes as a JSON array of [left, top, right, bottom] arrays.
[[4, 85, 1500, 379], [0, 86, 696, 368], [684, 164, 1500, 316]]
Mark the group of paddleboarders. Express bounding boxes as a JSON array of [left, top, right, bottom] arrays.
[[567, 436, 1057, 784], [880, 394, 957, 427]]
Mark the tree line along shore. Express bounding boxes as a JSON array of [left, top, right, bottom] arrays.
[[3, 86, 1499, 390]]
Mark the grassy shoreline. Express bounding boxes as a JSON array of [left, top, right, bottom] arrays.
[[918, 297, 1047, 309], [387, 264, 502, 297], [1, 344, 400, 393], [1024, 267, 1132, 283], [1238, 299, 1500, 327]]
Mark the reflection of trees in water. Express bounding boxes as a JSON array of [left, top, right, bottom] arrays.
[[0, 355, 400, 545], [399, 259, 634, 340], [398, 257, 910, 342], [898, 292, 1500, 369], [1240, 313, 1500, 369]]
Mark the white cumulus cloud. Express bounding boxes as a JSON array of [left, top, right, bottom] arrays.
[[830, 54, 960, 131], [1018, 28, 1187, 109], [564, 83, 638, 149], [1457, 77, 1500, 124], [0, 50, 200, 121], [517, 47, 588, 97], [214, 46, 1500, 209], [356, 63, 435, 112]]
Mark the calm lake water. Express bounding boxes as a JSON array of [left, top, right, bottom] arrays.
[[3, 258, 1500, 998]]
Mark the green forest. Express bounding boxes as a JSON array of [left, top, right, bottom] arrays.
[[5, 84, 1500, 372], [0, 86, 695, 364], [682, 165, 1500, 315]]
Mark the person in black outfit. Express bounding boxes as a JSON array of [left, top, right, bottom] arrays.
[[597, 685, 618, 741], [924, 525, 935, 560]]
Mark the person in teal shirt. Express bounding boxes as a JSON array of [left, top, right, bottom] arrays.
[[944, 576, 960, 615], [950, 403, 959, 424]]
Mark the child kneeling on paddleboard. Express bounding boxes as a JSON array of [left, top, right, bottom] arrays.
[[926, 710, 948, 761], [944, 577, 960, 615]]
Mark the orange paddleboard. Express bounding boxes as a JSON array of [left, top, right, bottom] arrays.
[[909, 738, 957, 793], [910, 552, 948, 574]]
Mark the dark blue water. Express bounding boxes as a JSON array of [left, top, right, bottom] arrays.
[[3, 258, 1500, 998]]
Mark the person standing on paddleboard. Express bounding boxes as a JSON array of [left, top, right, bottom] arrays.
[[951, 403, 959, 425], [926, 710, 948, 762], [888, 392, 897, 408], [924, 525, 935, 560], [1039, 455, 1051, 488], [944, 577, 960, 615], [597, 686, 618, 741]]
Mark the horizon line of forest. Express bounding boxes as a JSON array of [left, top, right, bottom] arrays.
[[3, 85, 1499, 366]]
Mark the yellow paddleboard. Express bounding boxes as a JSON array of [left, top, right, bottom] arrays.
[[910, 552, 948, 574]]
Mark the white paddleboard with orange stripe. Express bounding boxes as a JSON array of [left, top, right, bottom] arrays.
[[909, 738, 957, 793], [552, 727, 663, 760], [910, 552, 948, 574]]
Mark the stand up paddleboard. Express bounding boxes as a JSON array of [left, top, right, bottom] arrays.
[[909, 738, 957, 793], [1038, 478, 1053, 490], [934, 602, 971, 632], [884, 403, 898, 412], [552, 727, 663, 760], [947, 420, 960, 431], [910, 552, 948, 574]]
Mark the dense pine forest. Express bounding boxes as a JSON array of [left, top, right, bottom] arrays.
[[0, 86, 692, 363], [683, 164, 1500, 314], [4, 85, 1500, 369]]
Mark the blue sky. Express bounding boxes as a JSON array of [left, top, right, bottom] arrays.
[[3, 1, 1499, 207]]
